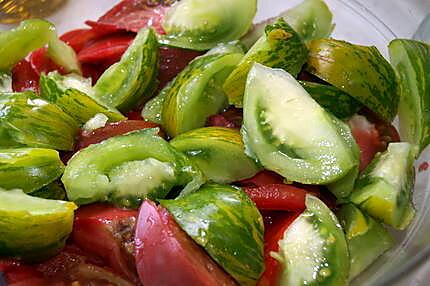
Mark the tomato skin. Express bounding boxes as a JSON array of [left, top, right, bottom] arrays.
[[29, 48, 65, 76], [243, 184, 308, 212], [11, 60, 39, 93], [258, 212, 299, 286], [59, 29, 98, 53], [206, 108, 243, 129], [77, 120, 162, 150], [238, 171, 284, 187], [78, 34, 135, 65], [72, 204, 139, 284], [135, 200, 237, 286]]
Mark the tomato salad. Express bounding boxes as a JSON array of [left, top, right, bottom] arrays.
[[0, 0, 429, 285]]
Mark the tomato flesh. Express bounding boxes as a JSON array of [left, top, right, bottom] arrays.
[[135, 200, 237, 286], [11, 60, 40, 93]]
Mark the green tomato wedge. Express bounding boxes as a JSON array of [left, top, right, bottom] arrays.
[[141, 81, 171, 124], [0, 19, 56, 71], [306, 39, 399, 122], [0, 72, 12, 92], [160, 184, 264, 286], [337, 204, 393, 279], [242, 63, 359, 185], [160, 0, 257, 51], [30, 181, 67, 201], [0, 92, 79, 151], [62, 128, 205, 208], [0, 188, 77, 262], [300, 81, 363, 119], [162, 52, 242, 137], [94, 28, 159, 112], [275, 195, 349, 286], [389, 39, 430, 157], [170, 127, 260, 183], [350, 142, 416, 230], [47, 36, 82, 75], [241, 0, 334, 48], [0, 148, 64, 193], [40, 72, 125, 124], [224, 19, 308, 107], [205, 41, 246, 56]]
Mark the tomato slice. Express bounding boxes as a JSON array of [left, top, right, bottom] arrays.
[[243, 184, 309, 212], [59, 29, 99, 53], [238, 171, 284, 187], [29, 48, 65, 76], [72, 204, 139, 284], [77, 120, 162, 150], [206, 107, 243, 129], [11, 60, 40, 93], [135, 200, 237, 286], [258, 212, 299, 286], [86, 0, 172, 35], [158, 46, 203, 89], [78, 34, 135, 65]]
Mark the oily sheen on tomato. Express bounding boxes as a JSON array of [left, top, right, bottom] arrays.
[[134, 200, 237, 286]]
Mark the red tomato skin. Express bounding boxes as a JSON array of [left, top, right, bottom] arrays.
[[78, 34, 135, 65], [243, 184, 308, 212], [29, 48, 65, 76], [59, 29, 98, 53], [238, 171, 284, 187], [258, 212, 299, 286], [135, 200, 237, 286], [77, 120, 162, 150], [72, 204, 139, 283], [11, 60, 40, 93]]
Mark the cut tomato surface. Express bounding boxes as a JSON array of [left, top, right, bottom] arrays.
[[11, 60, 40, 93], [72, 204, 139, 284], [86, 0, 174, 35], [60, 29, 99, 53], [135, 200, 237, 286], [29, 48, 65, 76]]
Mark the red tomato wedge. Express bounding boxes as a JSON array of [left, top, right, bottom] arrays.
[[86, 0, 173, 35], [258, 212, 299, 286], [72, 204, 139, 284], [11, 60, 40, 93], [135, 200, 237, 286], [78, 34, 135, 65], [206, 108, 243, 129], [243, 184, 309, 212], [59, 29, 99, 53], [238, 171, 284, 187], [29, 48, 64, 76], [158, 46, 203, 89], [77, 120, 162, 150]]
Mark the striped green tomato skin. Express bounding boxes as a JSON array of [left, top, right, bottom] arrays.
[[94, 28, 159, 113], [161, 184, 264, 286], [0, 92, 79, 151], [0, 189, 77, 262], [0, 19, 56, 72], [162, 53, 242, 137], [170, 127, 260, 183], [224, 19, 308, 107], [300, 81, 363, 119], [39, 73, 125, 124], [30, 181, 66, 200], [389, 39, 430, 156], [0, 148, 64, 193], [62, 128, 205, 208], [307, 39, 399, 122]]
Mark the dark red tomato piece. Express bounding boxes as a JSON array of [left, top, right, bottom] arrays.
[[206, 114, 238, 129], [243, 184, 309, 212], [135, 200, 237, 286], [11, 59, 39, 92], [258, 212, 299, 286], [158, 46, 203, 89], [81, 63, 107, 83], [72, 204, 139, 284], [348, 115, 384, 171], [126, 111, 144, 120], [86, 0, 172, 35], [238, 171, 284, 187], [78, 34, 135, 65], [77, 120, 162, 150], [29, 48, 65, 76], [59, 29, 98, 53]]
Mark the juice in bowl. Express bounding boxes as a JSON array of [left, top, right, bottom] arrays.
[[0, 0, 429, 286]]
